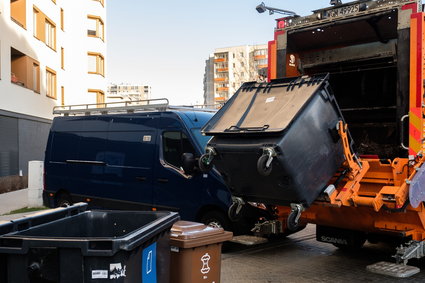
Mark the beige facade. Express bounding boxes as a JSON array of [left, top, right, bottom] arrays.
[[0, 0, 107, 178], [204, 44, 268, 105], [0, 0, 107, 119]]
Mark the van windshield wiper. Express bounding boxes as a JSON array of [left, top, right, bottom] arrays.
[[225, 125, 270, 132]]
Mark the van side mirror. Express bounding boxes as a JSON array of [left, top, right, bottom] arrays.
[[182, 153, 196, 175]]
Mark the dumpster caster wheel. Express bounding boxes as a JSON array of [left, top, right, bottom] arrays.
[[199, 147, 216, 173], [199, 154, 213, 172], [287, 203, 304, 232], [228, 197, 245, 222], [257, 148, 276, 176], [257, 154, 272, 176]]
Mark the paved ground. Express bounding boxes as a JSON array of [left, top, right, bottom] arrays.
[[0, 188, 28, 215], [1, 190, 424, 281], [221, 224, 425, 282]]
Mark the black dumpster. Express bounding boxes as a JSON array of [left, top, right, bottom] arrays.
[[202, 74, 346, 207], [0, 203, 179, 283]]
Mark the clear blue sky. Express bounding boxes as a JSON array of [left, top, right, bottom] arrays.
[[106, 0, 330, 105]]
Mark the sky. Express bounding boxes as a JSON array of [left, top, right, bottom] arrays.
[[106, 0, 331, 105]]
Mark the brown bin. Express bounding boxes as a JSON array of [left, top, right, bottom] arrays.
[[169, 221, 233, 283]]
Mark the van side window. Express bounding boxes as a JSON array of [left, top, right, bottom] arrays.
[[163, 131, 194, 168]]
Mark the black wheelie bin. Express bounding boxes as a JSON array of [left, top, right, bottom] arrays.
[[201, 74, 346, 208], [0, 203, 179, 283]]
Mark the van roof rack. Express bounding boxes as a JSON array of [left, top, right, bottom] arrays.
[[53, 99, 218, 116]]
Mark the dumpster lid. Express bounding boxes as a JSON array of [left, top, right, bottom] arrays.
[[202, 74, 328, 135], [170, 221, 224, 240]]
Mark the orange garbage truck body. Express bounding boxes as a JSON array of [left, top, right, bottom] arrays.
[[264, 0, 425, 262], [200, 0, 425, 266]]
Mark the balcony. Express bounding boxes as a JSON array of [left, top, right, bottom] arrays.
[[216, 68, 228, 72], [254, 55, 267, 60], [214, 77, 227, 82], [257, 64, 268, 69], [214, 58, 227, 63], [217, 87, 229, 92], [215, 96, 226, 102]]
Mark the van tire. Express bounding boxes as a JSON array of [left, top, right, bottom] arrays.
[[57, 193, 72, 207], [201, 210, 232, 232]]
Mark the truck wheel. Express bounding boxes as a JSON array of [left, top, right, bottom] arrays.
[[257, 154, 272, 176], [199, 154, 213, 172], [57, 193, 72, 207], [201, 210, 232, 232]]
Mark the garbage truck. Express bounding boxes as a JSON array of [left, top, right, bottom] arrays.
[[200, 0, 425, 276]]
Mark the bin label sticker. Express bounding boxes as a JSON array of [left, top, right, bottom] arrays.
[[92, 270, 108, 279], [110, 263, 126, 279], [201, 253, 211, 275], [265, 97, 275, 103], [142, 242, 157, 282]]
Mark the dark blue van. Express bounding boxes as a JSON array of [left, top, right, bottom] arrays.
[[43, 101, 268, 233]]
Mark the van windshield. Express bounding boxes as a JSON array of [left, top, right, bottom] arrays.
[[191, 129, 211, 149]]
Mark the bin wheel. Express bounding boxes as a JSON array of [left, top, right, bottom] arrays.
[[287, 204, 303, 232], [57, 193, 72, 207], [200, 210, 232, 232], [199, 154, 213, 173], [257, 154, 272, 176]]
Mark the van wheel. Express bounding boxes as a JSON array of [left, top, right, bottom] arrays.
[[201, 210, 232, 232], [57, 193, 72, 207]]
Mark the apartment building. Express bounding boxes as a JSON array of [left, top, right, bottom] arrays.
[[204, 44, 268, 105], [0, 0, 107, 178], [107, 83, 151, 102]]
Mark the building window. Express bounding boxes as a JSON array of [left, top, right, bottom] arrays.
[[33, 63, 40, 93], [93, 0, 104, 6], [88, 52, 104, 76], [88, 89, 105, 106], [11, 47, 40, 92], [33, 8, 38, 37], [61, 47, 64, 69], [33, 6, 56, 50], [46, 67, 57, 99], [45, 19, 56, 49], [87, 15, 104, 40], [60, 8, 64, 31], [61, 86, 65, 105], [11, 0, 26, 29]]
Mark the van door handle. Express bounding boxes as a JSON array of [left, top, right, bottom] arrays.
[[157, 178, 169, 183], [136, 177, 146, 181]]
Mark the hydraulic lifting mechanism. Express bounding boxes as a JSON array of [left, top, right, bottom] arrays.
[[200, 0, 425, 274]]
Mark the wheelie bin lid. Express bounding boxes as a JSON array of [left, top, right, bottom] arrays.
[[170, 221, 233, 249], [202, 74, 331, 135]]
